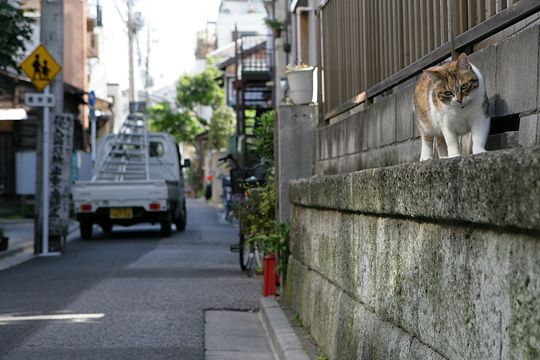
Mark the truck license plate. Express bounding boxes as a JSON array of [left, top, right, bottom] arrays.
[[110, 208, 133, 219]]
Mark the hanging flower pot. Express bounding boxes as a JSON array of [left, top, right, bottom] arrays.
[[285, 64, 318, 105]]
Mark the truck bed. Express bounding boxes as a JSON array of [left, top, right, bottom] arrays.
[[73, 180, 179, 211]]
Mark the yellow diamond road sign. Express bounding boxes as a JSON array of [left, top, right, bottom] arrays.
[[20, 44, 62, 92]]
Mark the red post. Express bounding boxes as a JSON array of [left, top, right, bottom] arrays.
[[263, 254, 276, 296]]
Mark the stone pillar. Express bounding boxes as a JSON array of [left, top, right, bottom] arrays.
[[276, 104, 317, 222]]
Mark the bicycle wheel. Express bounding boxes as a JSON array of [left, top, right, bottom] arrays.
[[239, 229, 248, 271], [246, 244, 264, 277]]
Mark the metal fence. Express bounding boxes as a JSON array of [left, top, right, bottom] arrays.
[[320, 0, 539, 120]]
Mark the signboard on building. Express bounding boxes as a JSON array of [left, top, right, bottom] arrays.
[[20, 44, 62, 92]]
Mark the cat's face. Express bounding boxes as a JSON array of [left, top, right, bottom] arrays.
[[425, 54, 480, 109]]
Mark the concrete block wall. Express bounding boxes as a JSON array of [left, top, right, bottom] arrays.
[[285, 148, 540, 360], [317, 23, 540, 175]]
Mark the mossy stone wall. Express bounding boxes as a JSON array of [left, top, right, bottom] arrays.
[[286, 148, 540, 359]]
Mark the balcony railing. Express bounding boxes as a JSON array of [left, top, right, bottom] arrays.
[[236, 35, 273, 80], [320, 0, 540, 120]]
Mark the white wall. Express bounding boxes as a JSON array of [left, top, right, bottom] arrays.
[[216, 0, 268, 49], [16, 151, 36, 195]]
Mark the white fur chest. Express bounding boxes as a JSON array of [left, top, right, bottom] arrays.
[[427, 65, 486, 136]]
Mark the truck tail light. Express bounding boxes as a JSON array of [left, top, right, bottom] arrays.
[[149, 202, 161, 210], [80, 203, 92, 212]]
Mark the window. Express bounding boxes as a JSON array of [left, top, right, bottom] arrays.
[[149, 141, 164, 157]]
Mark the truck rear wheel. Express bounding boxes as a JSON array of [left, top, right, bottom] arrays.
[[100, 222, 113, 234], [80, 221, 93, 240], [175, 201, 187, 231], [160, 213, 172, 237]]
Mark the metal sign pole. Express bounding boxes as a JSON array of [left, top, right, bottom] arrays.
[[39, 85, 60, 257], [90, 108, 96, 168], [89, 90, 97, 170], [42, 85, 50, 255]]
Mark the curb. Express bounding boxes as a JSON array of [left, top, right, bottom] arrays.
[[260, 297, 310, 360], [0, 241, 33, 260], [0, 222, 79, 261]]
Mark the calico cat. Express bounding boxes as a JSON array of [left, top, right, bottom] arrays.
[[414, 53, 490, 160]]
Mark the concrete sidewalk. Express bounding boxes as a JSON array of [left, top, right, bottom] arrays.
[[0, 219, 79, 266], [204, 297, 311, 360]]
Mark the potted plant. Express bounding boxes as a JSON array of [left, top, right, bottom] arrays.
[[264, 18, 285, 38], [0, 225, 8, 252], [285, 63, 318, 105]]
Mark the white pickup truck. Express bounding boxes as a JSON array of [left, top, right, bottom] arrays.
[[72, 132, 189, 239]]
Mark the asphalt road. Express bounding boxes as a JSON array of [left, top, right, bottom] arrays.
[[0, 199, 262, 359]]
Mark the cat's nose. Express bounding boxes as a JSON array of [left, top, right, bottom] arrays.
[[456, 98, 462, 104]]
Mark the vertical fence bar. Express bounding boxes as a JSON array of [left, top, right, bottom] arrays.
[[346, 0, 351, 99], [322, 6, 326, 108], [477, 0, 486, 23], [389, 0, 394, 76], [362, 0, 369, 90], [351, 0, 357, 97], [356, 0, 362, 95], [467, 0, 476, 28], [419, 0, 426, 57], [427, 0, 435, 51], [402, 0, 410, 66], [433, 0, 441, 48], [376, 1, 382, 81], [395, 0, 403, 71], [338, 1, 343, 105], [371, 0, 378, 86], [413, 0, 421, 61], [441, 0, 449, 43], [387, 0, 393, 76], [352, 0, 357, 97], [344, 0, 350, 99], [458, 0, 468, 33], [407, 0, 413, 64], [382, 0, 387, 79], [487, 0, 496, 16], [324, 4, 331, 109]]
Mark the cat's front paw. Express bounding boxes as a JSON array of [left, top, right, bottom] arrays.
[[419, 155, 433, 161], [447, 153, 460, 158], [472, 148, 487, 155]]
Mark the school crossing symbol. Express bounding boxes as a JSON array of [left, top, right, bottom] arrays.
[[20, 45, 62, 92]]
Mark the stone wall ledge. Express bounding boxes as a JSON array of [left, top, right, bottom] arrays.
[[290, 147, 540, 232]]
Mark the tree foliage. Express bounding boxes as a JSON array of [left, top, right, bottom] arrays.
[[0, 2, 34, 71], [209, 105, 235, 150], [175, 61, 235, 150], [147, 102, 202, 144], [254, 110, 275, 162], [176, 64, 224, 110]]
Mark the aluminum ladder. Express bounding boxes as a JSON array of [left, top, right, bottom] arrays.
[[93, 112, 150, 182]]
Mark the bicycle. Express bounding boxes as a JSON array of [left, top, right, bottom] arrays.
[[219, 154, 267, 273]]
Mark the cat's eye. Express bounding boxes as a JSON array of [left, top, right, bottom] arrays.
[[443, 91, 453, 97], [460, 84, 469, 91]]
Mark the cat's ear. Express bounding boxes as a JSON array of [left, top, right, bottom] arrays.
[[457, 53, 471, 70], [424, 67, 444, 82]]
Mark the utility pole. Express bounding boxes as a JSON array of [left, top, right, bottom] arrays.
[[36, 0, 65, 254], [144, 25, 152, 101], [127, 0, 136, 101]]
